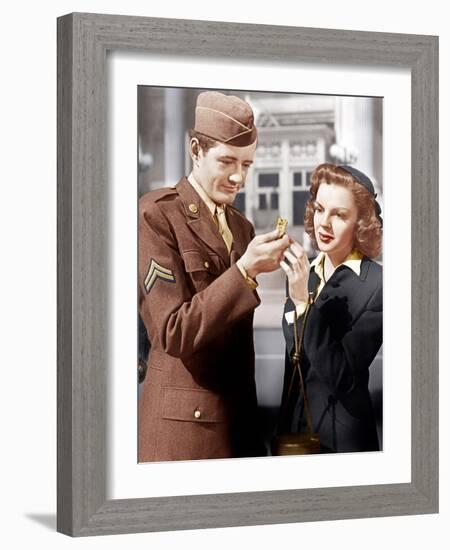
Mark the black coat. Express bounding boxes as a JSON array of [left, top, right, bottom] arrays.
[[280, 256, 382, 453]]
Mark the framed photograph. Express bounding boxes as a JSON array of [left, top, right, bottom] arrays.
[[136, 86, 384, 465], [57, 13, 438, 536]]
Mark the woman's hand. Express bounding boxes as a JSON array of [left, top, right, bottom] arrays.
[[280, 239, 310, 306]]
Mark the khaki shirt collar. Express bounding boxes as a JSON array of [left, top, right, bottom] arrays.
[[187, 173, 222, 216]]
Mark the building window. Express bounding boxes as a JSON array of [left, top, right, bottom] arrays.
[[259, 194, 267, 210], [270, 192, 279, 210], [259, 173, 280, 188], [254, 172, 280, 230], [292, 170, 313, 226], [293, 172, 303, 187], [293, 190, 310, 226], [233, 192, 246, 214]]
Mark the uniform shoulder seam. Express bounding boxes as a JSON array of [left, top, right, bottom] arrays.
[[140, 187, 177, 205]]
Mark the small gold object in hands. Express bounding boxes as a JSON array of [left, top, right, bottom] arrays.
[[276, 217, 288, 239]]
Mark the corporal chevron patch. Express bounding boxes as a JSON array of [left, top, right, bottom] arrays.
[[144, 259, 176, 293]]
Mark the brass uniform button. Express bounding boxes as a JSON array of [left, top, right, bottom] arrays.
[[189, 203, 198, 214], [193, 408, 201, 419], [204, 261, 209, 269]]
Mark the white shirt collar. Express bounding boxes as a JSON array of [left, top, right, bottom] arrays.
[[310, 249, 363, 280]]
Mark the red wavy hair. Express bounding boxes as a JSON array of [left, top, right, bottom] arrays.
[[304, 163, 382, 258]]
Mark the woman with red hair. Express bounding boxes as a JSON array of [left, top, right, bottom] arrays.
[[277, 163, 383, 454]]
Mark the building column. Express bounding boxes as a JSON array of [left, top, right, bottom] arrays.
[[164, 88, 186, 186], [334, 96, 382, 195]]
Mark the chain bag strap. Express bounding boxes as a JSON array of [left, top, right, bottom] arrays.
[[271, 289, 321, 456]]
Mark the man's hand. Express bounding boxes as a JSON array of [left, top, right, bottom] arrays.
[[238, 229, 290, 278], [280, 240, 310, 305]]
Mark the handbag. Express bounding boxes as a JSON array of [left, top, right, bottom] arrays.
[[271, 289, 321, 456]]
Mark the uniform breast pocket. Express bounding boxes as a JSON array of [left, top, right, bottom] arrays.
[[182, 250, 222, 291]]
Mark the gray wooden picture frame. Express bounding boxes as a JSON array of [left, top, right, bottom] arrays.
[[57, 12, 439, 537]]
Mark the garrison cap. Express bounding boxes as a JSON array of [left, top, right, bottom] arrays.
[[194, 91, 257, 147]]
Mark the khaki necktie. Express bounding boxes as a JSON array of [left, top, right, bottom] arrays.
[[215, 206, 233, 254]]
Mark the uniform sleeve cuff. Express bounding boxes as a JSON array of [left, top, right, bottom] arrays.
[[236, 260, 258, 290]]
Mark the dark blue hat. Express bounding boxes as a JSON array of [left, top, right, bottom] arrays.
[[339, 165, 376, 195], [339, 164, 383, 226]]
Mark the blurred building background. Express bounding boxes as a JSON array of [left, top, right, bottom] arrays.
[[138, 87, 383, 451]]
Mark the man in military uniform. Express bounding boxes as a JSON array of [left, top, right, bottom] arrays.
[[139, 91, 290, 462]]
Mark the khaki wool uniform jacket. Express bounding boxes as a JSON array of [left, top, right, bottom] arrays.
[[138, 177, 264, 462]]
